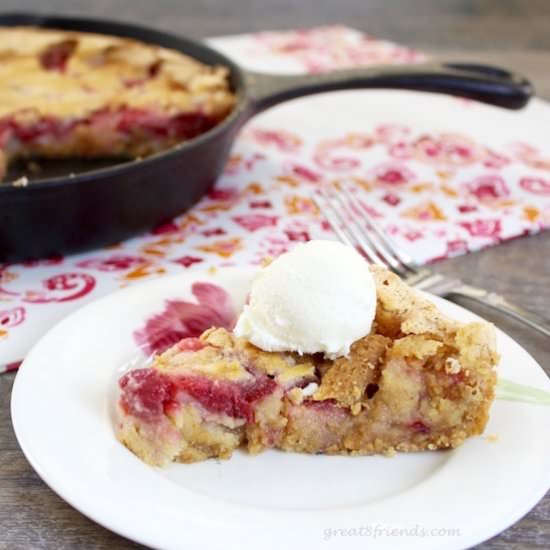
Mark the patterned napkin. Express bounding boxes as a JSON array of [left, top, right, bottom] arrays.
[[2, 26, 550, 371]]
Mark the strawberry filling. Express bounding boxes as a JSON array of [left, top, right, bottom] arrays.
[[177, 337, 205, 352], [409, 420, 430, 434], [124, 109, 219, 139], [39, 39, 78, 71], [174, 374, 277, 422], [119, 367, 277, 424], [119, 369, 174, 422], [0, 108, 220, 149]]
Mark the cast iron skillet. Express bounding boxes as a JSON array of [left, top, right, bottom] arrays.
[[0, 13, 534, 261]]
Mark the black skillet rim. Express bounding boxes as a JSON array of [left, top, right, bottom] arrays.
[[0, 13, 248, 194]]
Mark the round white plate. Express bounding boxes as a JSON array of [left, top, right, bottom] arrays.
[[11, 267, 550, 550]]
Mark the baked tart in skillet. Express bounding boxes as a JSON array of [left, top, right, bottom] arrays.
[[0, 27, 235, 182]]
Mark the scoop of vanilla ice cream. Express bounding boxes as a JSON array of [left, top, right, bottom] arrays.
[[234, 240, 377, 358]]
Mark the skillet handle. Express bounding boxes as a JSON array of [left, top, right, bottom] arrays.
[[245, 62, 533, 113]]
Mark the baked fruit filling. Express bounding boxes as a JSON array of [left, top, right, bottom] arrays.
[[0, 27, 236, 181], [116, 266, 498, 466]]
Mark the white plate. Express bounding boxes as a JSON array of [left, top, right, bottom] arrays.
[[11, 267, 550, 550]]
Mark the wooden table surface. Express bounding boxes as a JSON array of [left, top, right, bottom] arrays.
[[1, 1, 549, 548]]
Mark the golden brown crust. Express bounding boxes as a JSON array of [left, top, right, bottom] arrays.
[[370, 265, 460, 338], [0, 26, 235, 119], [314, 334, 390, 411], [117, 403, 245, 465]]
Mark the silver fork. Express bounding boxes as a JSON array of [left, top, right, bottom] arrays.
[[312, 181, 550, 338]]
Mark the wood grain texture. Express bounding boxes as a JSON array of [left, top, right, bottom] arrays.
[[1, 0, 549, 548]]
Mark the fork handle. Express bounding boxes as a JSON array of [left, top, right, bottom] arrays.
[[449, 284, 550, 338]]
